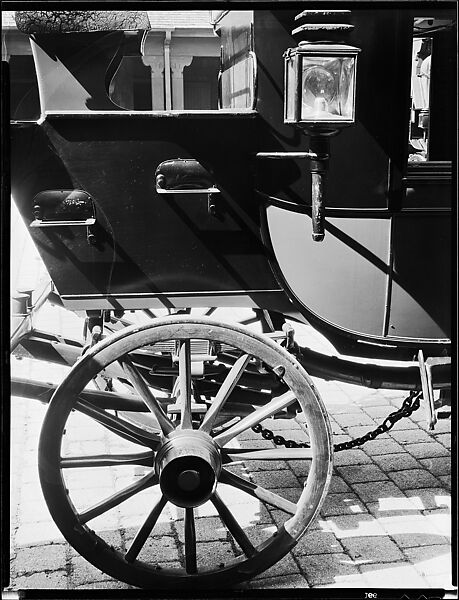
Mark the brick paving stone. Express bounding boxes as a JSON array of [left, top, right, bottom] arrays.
[[249, 469, 300, 489], [333, 449, 373, 466], [64, 469, 114, 490], [15, 521, 66, 547], [18, 499, 53, 524], [403, 544, 452, 577], [270, 509, 297, 529], [351, 480, 407, 504], [389, 429, 435, 445], [333, 412, 375, 429], [361, 405, 397, 420], [418, 456, 451, 477], [360, 438, 404, 455], [387, 469, 441, 490], [245, 459, 288, 472], [70, 555, 114, 588], [323, 514, 386, 539], [341, 535, 404, 562], [433, 433, 451, 449], [311, 574, 368, 588], [403, 488, 450, 511], [328, 419, 345, 435], [239, 438, 275, 450], [224, 500, 273, 526], [11, 570, 69, 589], [438, 475, 451, 489], [14, 544, 67, 576], [299, 553, 360, 586], [255, 552, 300, 578], [74, 580, 135, 589], [365, 498, 423, 517], [404, 441, 450, 459], [293, 530, 344, 555], [376, 514, 449, 548], [240, 522, 277, 547], [194, 541, 236, 568], [137, 536, 182, 563], [288, 460, 311, 478], [359, 562, 428, 587], [176, 517, 227, 543], [370, 452, 421, 472], [336, 464, 388, 484], [354, 392, 398, 407], [333, 434, 352, 445], [320, 492, 367, 517], [327, 475, 351, 493], [245, 573, 309, 589]]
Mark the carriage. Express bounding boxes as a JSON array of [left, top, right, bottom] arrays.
[[7, 6, 453, 589]]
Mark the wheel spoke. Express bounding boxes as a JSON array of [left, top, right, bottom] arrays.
[[75, 400, 160, 449], [125, 495, 168, 563], [211, 492, 257, 558], [78, 471, 158, 524], [200, 353, 251, 434], [184, 507, 197, 574], [223, 447, 313, 462], [60, 451, 154, 469], [219, 469, 296, 515], [120, 355, 175, 436], [178, 340, 193, 429], [213, 391, 296, 447]]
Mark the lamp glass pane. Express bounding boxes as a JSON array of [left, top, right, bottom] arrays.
[[301, 56, 355, 121], [285, 55, 297, 121]]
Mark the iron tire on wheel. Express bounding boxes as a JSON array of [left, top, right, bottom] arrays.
[[39, 316, 333, 589]]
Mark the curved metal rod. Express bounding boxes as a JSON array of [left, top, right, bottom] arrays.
[[296, 344, 451, 391]]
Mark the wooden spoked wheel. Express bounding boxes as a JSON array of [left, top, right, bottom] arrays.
[[39, 316, 333, 589]]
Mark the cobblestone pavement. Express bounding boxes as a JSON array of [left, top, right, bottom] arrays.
[[7, 207, 454, 592]]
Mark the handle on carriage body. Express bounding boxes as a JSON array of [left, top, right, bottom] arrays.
[[308, 135, 330, 242], [255, 141, 329, 242], [155, 159, 220, 195]]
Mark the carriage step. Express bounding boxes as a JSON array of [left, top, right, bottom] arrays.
[[418, 350, 451, 431]]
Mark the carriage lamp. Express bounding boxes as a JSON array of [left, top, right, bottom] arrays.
[[284, 42, 360, 240]]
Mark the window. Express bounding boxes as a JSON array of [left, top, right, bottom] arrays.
[[408, 17, 455, 163]]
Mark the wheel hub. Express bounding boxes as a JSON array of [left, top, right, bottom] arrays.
[[155, 430, 221, 508]]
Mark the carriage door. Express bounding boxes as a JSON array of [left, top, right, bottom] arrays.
[[387, 14, 454, 339]]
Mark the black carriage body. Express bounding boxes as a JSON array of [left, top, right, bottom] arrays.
[[10, 7, 454, 354]]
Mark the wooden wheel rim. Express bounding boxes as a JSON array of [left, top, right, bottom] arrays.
[[39, 316, 333, 588]]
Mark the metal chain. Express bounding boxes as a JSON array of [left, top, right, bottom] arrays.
[[252, 390, 422, 452]]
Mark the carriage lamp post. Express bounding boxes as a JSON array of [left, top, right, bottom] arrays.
[[283, 42, 360, 241]]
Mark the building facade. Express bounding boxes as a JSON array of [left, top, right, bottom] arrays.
[[2, 10, 220, 118]]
